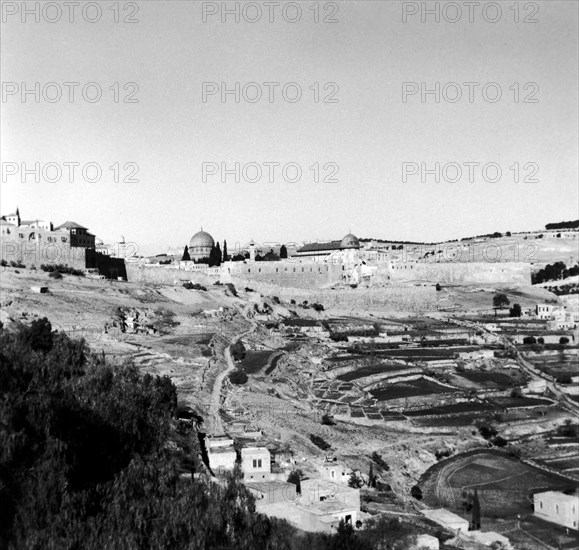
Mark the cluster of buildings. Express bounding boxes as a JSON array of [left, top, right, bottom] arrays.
[[0, 208, 126, 278], [536, 303, 579, 331], [205, 436, 361, 533]]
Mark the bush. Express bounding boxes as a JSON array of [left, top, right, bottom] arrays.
[[0, 259, 7, 267], [311, 303, 324, 312], [371, 452, 390, 471], [348, 472, 364, 489], [321, 413, 335, 426], [410, 485, 423, 500], [224, 283, 238, 297], [522, 336, 537, 345], [48, 271, 63, 279], [309, 434, 331, 451], [182, 282, 207, 291], [435, 283, 442, 291], [560, 336, 570, 345], [229, 369, 248, 385], [492, 436, 508, 447], [230, 340, 246, 361]]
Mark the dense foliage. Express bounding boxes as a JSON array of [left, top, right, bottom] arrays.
[[532, 262, 579, 284]]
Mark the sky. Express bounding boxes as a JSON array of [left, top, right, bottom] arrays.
[[1, 0, 578, 255]]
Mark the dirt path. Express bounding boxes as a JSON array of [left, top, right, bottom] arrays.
[[207, 307, 257, 435]]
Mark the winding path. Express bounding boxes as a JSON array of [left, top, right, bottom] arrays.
[[207, 306, 258, 435]]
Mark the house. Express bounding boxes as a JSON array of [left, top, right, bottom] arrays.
[[319, 460, 350, 484], [246, 481, 297, 505], [253, 478, 361, 533], [241, 447, 271, 480], [206, 436, 237, 473], [534, 490, 579, 530], [422, 509, 469, 532]]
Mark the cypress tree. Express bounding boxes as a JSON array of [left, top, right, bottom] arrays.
[[181, 245, 191, 261], [223, 240, 228, 262]]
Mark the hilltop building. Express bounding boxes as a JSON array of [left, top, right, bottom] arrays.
[[1, 208, 124, 278]]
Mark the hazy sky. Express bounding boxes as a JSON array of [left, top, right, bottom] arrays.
[[1, 0, 578, 255]]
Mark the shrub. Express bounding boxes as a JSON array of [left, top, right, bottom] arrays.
[[311, 303, 324, 312], [348, 472, 364, 489], [0, 259, 7, 267], [230, 340, 246, 361], [435, 283, 442, 291], [229, 369, 248, 385], [522, 336, 536, 345], [410, 485, 423, 500], [560, 336, 570, 345], [224, 283, 238, 297], [309, 434, 331, 451], [492, 436, 508, 447], [321, 413, 335, 426], [183, 282, 207, 291], [48, 271, 63, 279], [371, 452, 390, 471]]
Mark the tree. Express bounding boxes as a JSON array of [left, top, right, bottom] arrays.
[[215, 242, 222, 265], [181, 245, 191, 261], [287, 470, 302, 494], [280, 245, 288, 259], [223, 240, 228, 262], [348, 471, 364, 489], [368, 463, 377, 488], [435, 283, 442, 291], [471, 490, 481, 530], [493, 293, 510, 309], [560, 336, 570, 345], [509, 303, 522, 317]]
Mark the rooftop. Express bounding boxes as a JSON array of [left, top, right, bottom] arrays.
[[54, 221, 88, 230]]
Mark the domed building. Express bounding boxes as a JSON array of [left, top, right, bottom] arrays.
[[295, 232, 361, 262], [188, 229, 214, 262], [340, 233, 360, 250]]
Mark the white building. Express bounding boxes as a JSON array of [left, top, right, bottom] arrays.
[[422, 509, 469, 532], [534, 491, 579, 530], [241, 447, 271, 481], [318, 460, 350, 484], [206, 436, 237, 473]]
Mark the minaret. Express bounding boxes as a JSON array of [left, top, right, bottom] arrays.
[[249, 240, 256, 262]]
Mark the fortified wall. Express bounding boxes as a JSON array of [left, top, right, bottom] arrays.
[[0, 240, 126, 279], [388, 261, 531, 285], [124, 259, 531, 292]]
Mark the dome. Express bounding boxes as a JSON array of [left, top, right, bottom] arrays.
[[340, 233, 360, 249], [189, 230, 214, 250]]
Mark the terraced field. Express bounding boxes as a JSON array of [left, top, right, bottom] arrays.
[[370, 378, 460, 401]]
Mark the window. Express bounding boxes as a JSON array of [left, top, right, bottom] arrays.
[[539, 501, 543, 509], [331, 471, 335, 478], [253, 459, 257, 468], [257, 459, 262, 468], [61, 237, 67, 242]]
